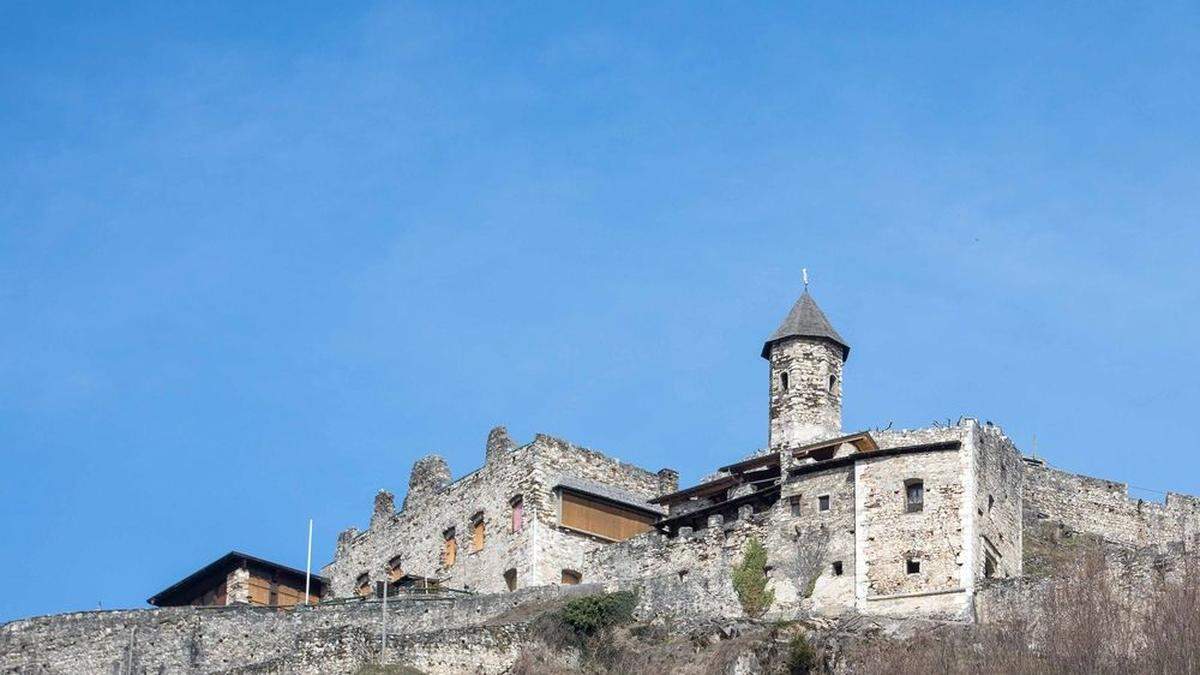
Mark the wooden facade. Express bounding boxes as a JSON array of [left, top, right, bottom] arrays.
[[148, 551, 325, 608], [559, 490, 657, 542]]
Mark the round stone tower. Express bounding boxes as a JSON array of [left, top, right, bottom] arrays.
[[762, 289, 849, 451]]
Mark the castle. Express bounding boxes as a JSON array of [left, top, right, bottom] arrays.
[[320, 287, 1199, 619], [6, 287, 1200, 673]]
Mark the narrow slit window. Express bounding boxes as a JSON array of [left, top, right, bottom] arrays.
[[442, 528, 457, 567], [905, 479, 924, 513], [504, 568, 517, 592], [828, 374, 836, 392], [471, 513, 485, 551], [780, 371, 789, 391], [511, 495, 524, 533]]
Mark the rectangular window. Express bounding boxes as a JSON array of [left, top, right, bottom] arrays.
[[832, 561, 843, 576], [906, 480, 924, 513], [780, 371, 789, 391], [471, 513, 485, 551], [511, 496, 524, 533], [355, 573, 371, 597], [388, 555, 403, 582], [559, 490, 656, 541], [817, 495, 830, 512], [442, 528, 457, 567], [906, 559, 920, 574], [789, 495, 801, 516]]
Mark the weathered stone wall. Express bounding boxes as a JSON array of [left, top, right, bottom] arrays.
[[777, 465, 857, 612], [872, 423, 968, 450], [0, 584, 600, 674], [323, 429, 669, 598], [1, 576, 758, 675], [1023, 461, 1200, 551], [768, 338, 843, 450], [971, 423, 1023, 580], [855, 444, 970, 618]]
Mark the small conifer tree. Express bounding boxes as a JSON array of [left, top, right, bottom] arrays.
[[732, 537, 775, 618]]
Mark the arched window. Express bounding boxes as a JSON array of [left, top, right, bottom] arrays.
[[561, 569, 582, 585], [780, 371, 789, 391]]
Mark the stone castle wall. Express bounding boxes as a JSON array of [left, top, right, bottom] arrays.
[[323, 429, 670, 597], [1, 576, 746, 674], [855, 445, 967, 610], [0, 584, 601, 675], [972, 423, 1023, 580], [1023, 461, 1200, 551]]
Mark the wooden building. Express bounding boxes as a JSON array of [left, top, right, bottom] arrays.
[[148, 551, 325, 608]]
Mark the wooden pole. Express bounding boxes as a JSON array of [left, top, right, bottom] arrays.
[[304, 518, 313, 606]]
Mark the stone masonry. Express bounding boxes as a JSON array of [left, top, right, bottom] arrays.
[[5, 287, 1200, 673]]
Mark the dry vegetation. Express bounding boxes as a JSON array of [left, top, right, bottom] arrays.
[[509, 547, 1199, 674], [842, 549, 1200, 674]]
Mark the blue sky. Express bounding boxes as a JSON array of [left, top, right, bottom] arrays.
[[2, 2, 1198, 621]]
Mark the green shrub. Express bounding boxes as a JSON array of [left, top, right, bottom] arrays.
[[732, 537, 775, 618], [560, 590, 638, 634], [786, 633, 817, 674]]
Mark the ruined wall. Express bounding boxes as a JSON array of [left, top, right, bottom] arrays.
[[855, 445, 970, 618], [971, 423, 1023, 580], [323, 429, 669, 597], [768, 339, 843, 451], [872, 423, 969, 450], [1023, 461, 1200, 551]]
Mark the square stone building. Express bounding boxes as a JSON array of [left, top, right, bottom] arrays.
[[323, 287, 1198, 621]]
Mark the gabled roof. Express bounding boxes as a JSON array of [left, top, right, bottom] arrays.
[[761, 290, 849, 359], [147, 550, 326, 607], [792, 431, 878, 459]]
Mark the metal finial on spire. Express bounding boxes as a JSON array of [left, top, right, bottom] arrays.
[[802, 268, 809, 289]]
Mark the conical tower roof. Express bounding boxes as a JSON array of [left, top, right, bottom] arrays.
[[761, 290, 849, 360]]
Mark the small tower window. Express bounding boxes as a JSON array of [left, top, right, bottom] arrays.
[[511, 495, 524, 533], [905, 479, 924, 513], [442, 528, 457, 567], [504, 568, 517, 592], [828, 374, 837, 392], [471, 512, 485, 551], [832, 561, 844, 576], [906, 559, 921, 574], [780, 372, 789, 391], [817, 495, 830, 512], [789, 495, 801, 516]]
